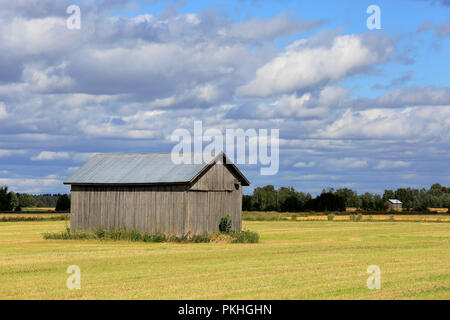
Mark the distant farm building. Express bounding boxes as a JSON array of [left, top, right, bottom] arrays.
[[63, 152, 250, 236], [386, 199, 402, 211]]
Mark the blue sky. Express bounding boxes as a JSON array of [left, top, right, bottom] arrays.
[[0, 0, 449, 195]]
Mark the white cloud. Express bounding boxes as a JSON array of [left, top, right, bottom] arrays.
[[316, 106, 450, 140], [0, 102, 7, 119], [325, 157, 368, 169], [32, 151, 70, 161], [248, 86, 350, 119], [0, 177, 60, 188], [220, 13, 324, 43], [31, 152, 97, 163], [0, 149, 26, 157], [238, 34, 394, 97], [375, 160, 411, 170], [291, 174, 340, 180], [67, 167, 80, 173], [72, 153, 98, 163], [294, 161, 316, 168]]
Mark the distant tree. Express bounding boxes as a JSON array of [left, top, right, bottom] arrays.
[[395, 188, 418, 210], [335, 188, 361, 208], [35, 200, 46, 208], [280, 195, 301, 212], [252, 185, 277, 211], [9, 192, 19, 211], [242, 195, 253, 211], [382, 190, 395, 201], [313, 192, 345, 211], [243, 183, 450, 213], [55, 194, 71, 211], [0, 187, 8, 211], [278, 187, 300, 212], [0, 187, 19, 212], [32, 194, 61, 207], [18, 193, 36, 208], [442, 193, 450, 210], [373, 194, 386, 211], [360, 192, 374, 210]]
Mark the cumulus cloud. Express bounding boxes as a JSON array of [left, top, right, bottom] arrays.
[[0, 102, 7, 119], [238, 34, 394, 97], [30, 151, 99, 162], [220, 13, 325, 43], [0, 0, 71, 18], [236, 86, 349, 119], [418, 20, 450, 39], [0, 177, 61, 193], [316, 106, 450, 140], [375, 160, 411, 170]]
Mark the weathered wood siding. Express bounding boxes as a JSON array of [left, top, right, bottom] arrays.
[[71, 185, 187, 236], [185, 189, 242, 235], [186, 163, 242, 234], [70, 162, 243, 236]]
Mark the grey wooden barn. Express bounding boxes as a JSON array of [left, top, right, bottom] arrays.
[[63, 152, 250, 236]]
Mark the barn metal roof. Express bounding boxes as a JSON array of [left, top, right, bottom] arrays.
[[63, 152, 250, 186], [388, 199, 402, 204]]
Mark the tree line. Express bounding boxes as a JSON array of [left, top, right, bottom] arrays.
[[243, 183, 450, 212], [0, 187, 70, 212]]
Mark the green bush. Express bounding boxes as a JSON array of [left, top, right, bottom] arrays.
[[1, 215, 67, 222], [219, 215, 232, 233], [55, 194, 71, 212], [43, 229, 95, 240], [151, 233, 167, 243], [192, 234, 211, 243], [356, 213, 363, 222], [230, 230, 260, 243], [94, 227, 106, 239], [327, 213, 335, 221]]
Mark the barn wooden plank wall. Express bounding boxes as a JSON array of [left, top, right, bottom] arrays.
[[70, 162, 243, 236], [71, 185, 187, 235]]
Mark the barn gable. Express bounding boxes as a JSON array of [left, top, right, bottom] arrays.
[[188, 153, 249, 191]]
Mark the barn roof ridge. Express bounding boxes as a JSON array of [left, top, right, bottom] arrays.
[[63, 151, 250, 186]]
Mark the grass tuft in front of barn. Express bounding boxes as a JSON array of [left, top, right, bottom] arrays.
[[43, 227, 259, 244]]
